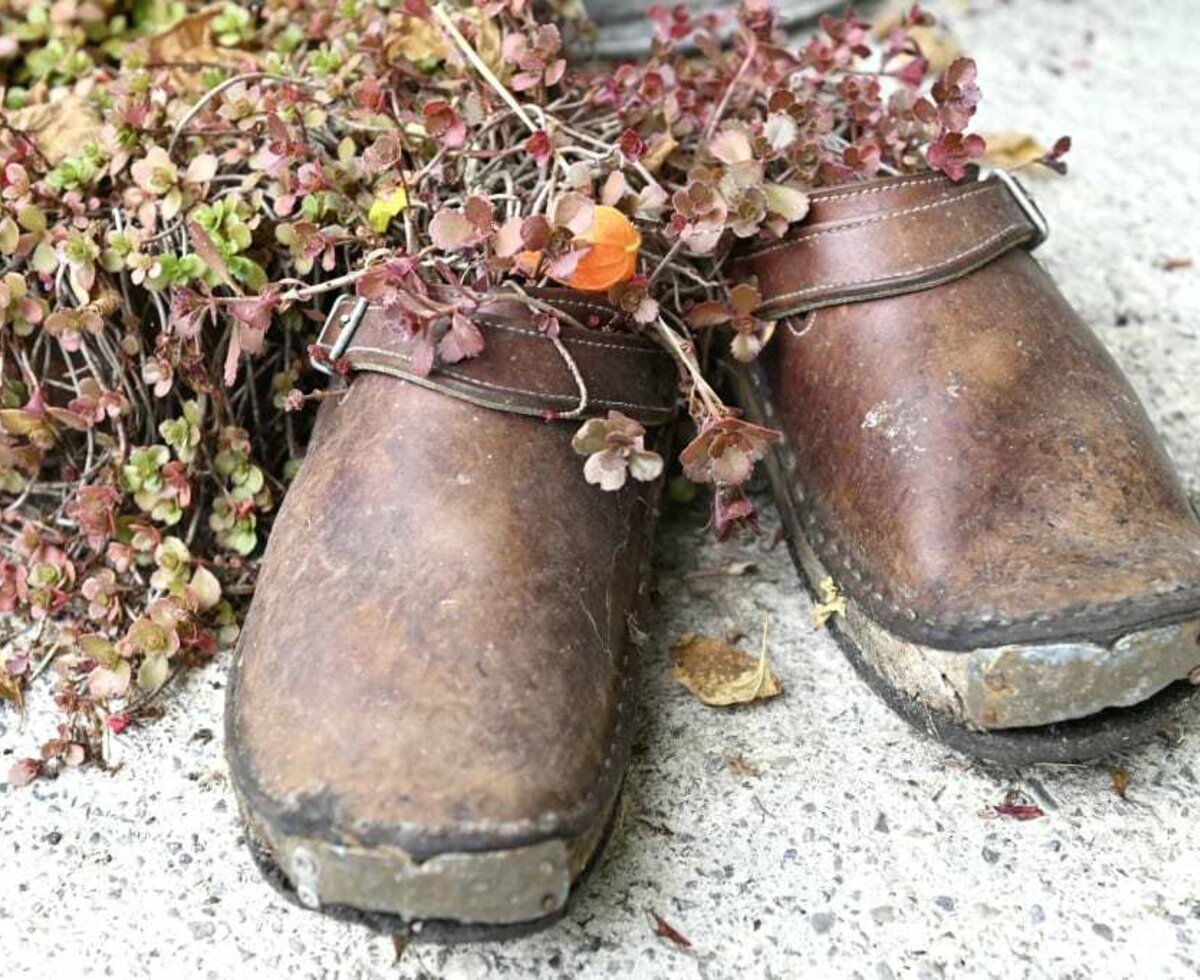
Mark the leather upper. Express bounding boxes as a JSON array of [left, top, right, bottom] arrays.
[[738, 172, 1200, 650], [227, 292, 668, 857]]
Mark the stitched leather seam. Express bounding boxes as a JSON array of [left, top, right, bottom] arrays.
[[744, 183, 998, 260], [763, 222, 1028, 310], [472, 316, 666, 356], [808, 174, 947, 204], [437, 366, 666, 413], [536, 296, 618, 318], [335, 309, 663, 356], [359, 295, 619, 321], [787, 310, 818, 338], [343, 344, 669, 414]]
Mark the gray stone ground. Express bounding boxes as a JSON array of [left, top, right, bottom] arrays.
[[4, 0, 1200, 977]]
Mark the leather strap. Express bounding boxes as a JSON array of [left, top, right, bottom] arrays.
[[732, 172, 1044, 319], [313, 288, 678, 425]]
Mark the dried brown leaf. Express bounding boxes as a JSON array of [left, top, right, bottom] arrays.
[[6, 95, 102, 165], [387, 13, 451, 64], [811, 577, 846, 629], [980, 131, 1047, 171], [0, 670, 25, 715], [140, 4, 256, 93], [634, 814, 674, 836], [145, 4, 222, 62], [725, 754, 762, 777], [391, 933, 409, 963], [386, 9, 503, 74], [1112, 767, 1130, 800], [872, 3, 963, 72], [651, 912, 692, 949], [670, 628, 781, 707], [906, 25, 962, 73], [641, 134, 679, 174]]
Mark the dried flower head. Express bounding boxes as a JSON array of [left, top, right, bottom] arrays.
[[572, 412, 665, 491]]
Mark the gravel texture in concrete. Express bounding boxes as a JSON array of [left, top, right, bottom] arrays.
[[4, 1, 1200, 977]]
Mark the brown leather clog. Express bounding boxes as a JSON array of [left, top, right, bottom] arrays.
[[732, 170, 1200, 763], [225, 290, 676, 938]]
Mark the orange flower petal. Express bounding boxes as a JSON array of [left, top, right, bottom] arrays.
[[569, 206, 641, 292], [515, 250, 542, 275]]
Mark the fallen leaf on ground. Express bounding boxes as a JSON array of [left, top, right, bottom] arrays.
[[907, 25, 962, 72], [994, 800, 1046, 821], [145, 4, 223, 62], [811, 577, 846, 629], [139, 4, 256, 93], [651, 912, 692, 949], [873, 4, 963, 73], [980, 131, 1047, 170], [634, 814, 674, 836], [391, 933, 409, 963], [670, 626, 782, 707], [0, 670, 25, 714], [5, 95, 103, 164], [725, 754, 762, 777], [1111, 767, 1130, 800]]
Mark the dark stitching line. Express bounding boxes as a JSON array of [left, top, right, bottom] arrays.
[[764, 222, 1027, 308], [343, 346, 668, 414], [744, 183, 998, 260]]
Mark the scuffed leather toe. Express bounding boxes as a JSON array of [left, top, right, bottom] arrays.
[[734, 171, 1200, 751], [227, 314, 671, 926]]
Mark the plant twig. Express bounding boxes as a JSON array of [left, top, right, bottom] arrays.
[[431, 4, 538, 133]]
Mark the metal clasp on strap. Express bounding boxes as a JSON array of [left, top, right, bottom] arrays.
[[312, 297, 369, 376], [980, 166, 1049, 250]]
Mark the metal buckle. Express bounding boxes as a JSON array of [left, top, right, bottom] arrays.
[[312, 297, 368, 376], [979, 165, 1049, 250]]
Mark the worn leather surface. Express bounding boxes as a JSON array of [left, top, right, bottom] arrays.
[[740, 172, 1200, 650], [228, 294, 670, 858], [316, 288, 677, 424], [731, 173, 1039, 316]]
